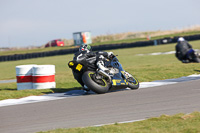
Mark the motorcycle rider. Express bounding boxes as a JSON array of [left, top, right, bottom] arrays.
[[175, 37, 200, 63], [72, 44, 113, 91]]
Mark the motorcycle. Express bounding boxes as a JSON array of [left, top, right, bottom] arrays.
[[192, 50, 200, 63], [183, 49, 200, 63], [68, 53, 139, 94]]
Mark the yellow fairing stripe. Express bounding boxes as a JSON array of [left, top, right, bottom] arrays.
[[112, 80, 117, 85]]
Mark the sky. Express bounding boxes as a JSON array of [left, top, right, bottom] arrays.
[[0, 0, 200, 48]]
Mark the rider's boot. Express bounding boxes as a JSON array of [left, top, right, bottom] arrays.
[[83, 85, 90, 93], [182, 60, 190, 63], [97, 60, 110, 73]]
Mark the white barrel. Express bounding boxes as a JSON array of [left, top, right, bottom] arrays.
[[16, 64, 36, 76], [32, 65, 56, 89], [16, 64, 36, 90], [33, 82, 56, 89]]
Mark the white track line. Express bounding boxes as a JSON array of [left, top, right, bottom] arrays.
[[0, 74, 200, 107], [93, 119, 146, 127], [137, 51, 175, 56], [0, 79, 16, 83]]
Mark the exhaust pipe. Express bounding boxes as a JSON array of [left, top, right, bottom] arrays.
[[98, 70, 111, 82]]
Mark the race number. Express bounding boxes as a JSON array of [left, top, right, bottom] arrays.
[[76, 64, 83, 71]]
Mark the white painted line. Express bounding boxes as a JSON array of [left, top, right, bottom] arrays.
[[140, 74, 200, 88], [137, 51, 175, 56], [0, 79, 16, 83], [139, 81, 177, 88], [0, 96, 66, 107], [0, 74, 200, 107], [93, 119, 146, 127]]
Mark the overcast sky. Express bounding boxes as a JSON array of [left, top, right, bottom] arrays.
[[0, 0, 199, 48]]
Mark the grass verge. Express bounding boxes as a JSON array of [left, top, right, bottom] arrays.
[[38, 112, 200, 133], [0, 40, 200, 100]]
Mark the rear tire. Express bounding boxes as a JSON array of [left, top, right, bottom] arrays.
[[82, 71, 111, 94]]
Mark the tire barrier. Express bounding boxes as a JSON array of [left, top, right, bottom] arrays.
[[15, 65, 56, 90], [1, 34, 200, 62], [32, 65, 56, 89], [16, 65, 36, 90]]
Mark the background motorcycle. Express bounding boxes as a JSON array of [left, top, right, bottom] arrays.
[[68, 54, 139, 94], [184, 49, 200, 63]]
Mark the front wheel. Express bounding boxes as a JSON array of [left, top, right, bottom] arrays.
[[127, 76, 139, 90], [82, 71, 111, 94]]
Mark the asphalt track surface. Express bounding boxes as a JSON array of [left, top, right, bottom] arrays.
[[0, 79, 200, 133]]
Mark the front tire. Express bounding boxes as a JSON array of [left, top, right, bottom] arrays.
[[82, 71, 111, 94], [193, 57, 200, 63], [127, 76, 139, 90]]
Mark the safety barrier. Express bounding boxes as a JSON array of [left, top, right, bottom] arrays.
[[2, 34, 200, 62], [32, 65, 56, 89], [16, 65, 36, 90], [16, 65, 56, 90]]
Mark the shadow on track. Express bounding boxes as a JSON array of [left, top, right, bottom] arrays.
[[46, 87, 130, 98]]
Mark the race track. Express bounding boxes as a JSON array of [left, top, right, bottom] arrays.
[[0, 79, 200, 133]]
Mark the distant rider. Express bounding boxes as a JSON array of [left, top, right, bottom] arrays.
[[175, 37, 200, 63], [72, 44, 113, 91]]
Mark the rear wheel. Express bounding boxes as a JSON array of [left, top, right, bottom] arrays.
[[82, 71, 111, 94]]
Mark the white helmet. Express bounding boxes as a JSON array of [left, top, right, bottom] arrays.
[[178, 37, 185, 42]]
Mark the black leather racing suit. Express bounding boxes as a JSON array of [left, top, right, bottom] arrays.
[[72, 50, 109, 87], [175, 41, 192, 61]]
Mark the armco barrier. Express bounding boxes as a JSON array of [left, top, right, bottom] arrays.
[[1, 34, 200, 62]]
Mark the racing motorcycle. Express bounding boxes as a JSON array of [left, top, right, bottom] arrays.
[[68, 53, 139, 94], [183, 49, 200, 63], [192, 50, 200, 63]]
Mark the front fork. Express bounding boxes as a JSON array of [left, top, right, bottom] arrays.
[[121, 71, 133, 80]]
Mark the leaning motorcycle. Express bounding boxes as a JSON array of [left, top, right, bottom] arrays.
[[186, 49, 200, 63], [68, 54, 139, 94]]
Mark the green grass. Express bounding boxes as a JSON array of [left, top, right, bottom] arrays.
[[38, 112, 200, 133], [0, 40, 200, 100]]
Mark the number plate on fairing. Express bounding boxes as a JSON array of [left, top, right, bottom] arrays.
[[76, 64, 83, 71]]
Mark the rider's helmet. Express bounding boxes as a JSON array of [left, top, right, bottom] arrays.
[[178, 37, 185, 42], [79, 44, 92, 53]]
